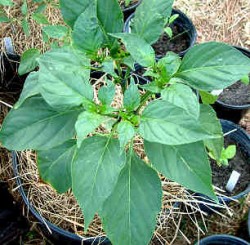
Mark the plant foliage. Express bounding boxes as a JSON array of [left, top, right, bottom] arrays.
[[1, 0, 250, 244]]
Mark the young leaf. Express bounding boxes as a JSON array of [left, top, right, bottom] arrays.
[[157, 52, 181, 78], [139, 100, 218, 145], [199, 90, 218, 105], [117, 121, 135, 149], [123, 79, 140, 111], [110, 33, 155, 67], [0, 10, 10, 22], [21, 18, 30, 36], [60, 0, 91, 28], [223, 145, 236, 159], [32, 13, 49, 24], [98, 80, 116, 106], [164, 27, 172, 38], [34, 3, 47, 14], [18, 48, 40, 75], [144, 140, 217, 201], [161, 83, 199, 119], [0, 96, 82, 150], [0, 0, 14, 6], [240, 74, 249, 85], [168, 13, 179, 24], [199, 104, 223, 161], [14, 72, 40, 109], [72, 136, 126, 230], [131, 0, 174, 44], [37, 140, 76, 193], [75, 111, 107, 148], [176, 42, 250, 91], [101, 151, 162, 245], [21, 0, 28, 16], [42, 25, 68, 39]]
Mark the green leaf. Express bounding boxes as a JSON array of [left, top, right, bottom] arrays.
[[21, 0, 28, 16], [240, 74, 249, 85], [144, 140, 217, 200], [0, 0, 14, 6], [96, 0, 123, 47], [176, 42, 250, 91], [168, 13, 179, 24], [111, 33, 155, 67], [75, 111, 107, 148], [60, 0, 91, 28], [14, 72, 40, 109], [199, 104, 223, 161], [123, 79, 140, 111], [34, 3, 47, 14], [32, 13, 49, 24], [139, 100, 218, 145], [117, 121, 135, 149], [161, 83, 199, 119], [131, 0, 174, 44], [72, 4, 104, 55], [157, 52, 181, 79], [0, 10, 10, 22], [0, 96, 81, 150], [98, 79, 116, 106], [72, 136, 126, 230], [139, 81, 162, 93], [21, 18, 30, 36], [40, 71, 93, 110], [164, 27, 172, 38], [38, 47, 91, 110], [42, 25, 68, 39], [37, 140, 76, 193], [199, 90, 218, 105], [223, 145, 236, 159], [101, 150, 162, 245], [18, 48, 40, 75]]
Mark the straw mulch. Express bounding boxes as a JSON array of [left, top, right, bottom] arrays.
[[0, 0, 250, 244]]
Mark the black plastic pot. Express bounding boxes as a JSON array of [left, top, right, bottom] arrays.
[[196, 234, 249, 245], [123, 9, 197, 58], [12, 152, 111, 245], [122, 0, 141, 21], [0, 37, 26, 98], [195, 120, 250, 214], [212, 46, 250, 124]]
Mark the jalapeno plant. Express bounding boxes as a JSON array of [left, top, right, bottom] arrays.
[[1, 0, 250, 244]]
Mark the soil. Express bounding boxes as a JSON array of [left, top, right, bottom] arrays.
[[218, 80, 250, 106], [152, 24, 190, 56], [211, 137, 250, 196]]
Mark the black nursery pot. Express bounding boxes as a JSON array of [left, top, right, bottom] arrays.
[[12, 152, 111, 245], [196, 234, 249, 245], [0, 52, 26, 100], [122, 0, 141, 21], [212, 46, 250, 124], [195, 120, 250, 214], [123, 9, 197, 58]]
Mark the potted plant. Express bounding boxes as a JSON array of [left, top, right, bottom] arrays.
[[123, 1, 197, 57], [211, 46, 250, 124], [1, 0, 250, 244]]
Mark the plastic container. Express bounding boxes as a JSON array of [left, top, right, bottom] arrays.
[[194, 120, 250, 214], [212, 46, 250, 123], [122, 0, 141, 21], [123, 9, 197, 58], [196, 234, 249, 245], [12, 152, 111, 245]]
